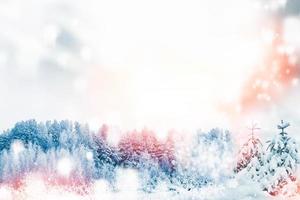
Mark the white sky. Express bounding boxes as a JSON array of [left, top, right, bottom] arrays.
[[0, 0, 299, 139]]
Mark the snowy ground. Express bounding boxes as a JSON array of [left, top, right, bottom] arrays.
[[0, 172, 278, 200], [0, 183, 270, 200]]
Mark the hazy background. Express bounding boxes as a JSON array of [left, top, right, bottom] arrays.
[[0, 0, 300, 140]]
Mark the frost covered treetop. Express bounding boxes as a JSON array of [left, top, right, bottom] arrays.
[[277, 120, 290, 136]]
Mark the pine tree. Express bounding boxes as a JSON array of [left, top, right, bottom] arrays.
[[260, 120, 299, 195], [174, 128, 233, 190], [234, 123, 263, 173]]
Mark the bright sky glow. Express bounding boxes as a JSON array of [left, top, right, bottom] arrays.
[[85, 0, 264, 132], [0, 0, 299, 137]]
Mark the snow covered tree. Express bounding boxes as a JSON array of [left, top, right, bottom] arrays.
[[0, 120, 98, 184], [264, 120, 299, 195], [173, 128, 234, 190], [234, 123, 263, 173], [93, 134, 119, 185], [0, 131, 10, 151], [253, 120, 300, 195]]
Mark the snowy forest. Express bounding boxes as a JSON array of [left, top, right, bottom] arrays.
[[0, 0, 300, 199], [0, 119, 299, 199]]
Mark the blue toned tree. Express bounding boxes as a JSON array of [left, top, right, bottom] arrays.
[[263, 120, 299, 195], [173, 128, 234, 190], [248, 120, 300, 196]]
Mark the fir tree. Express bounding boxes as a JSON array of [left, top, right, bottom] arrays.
[[260, 120, 299, 195], [235, 123, 263, 173]]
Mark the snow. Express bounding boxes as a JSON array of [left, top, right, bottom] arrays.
[[0, 186, 12, 200], [57, 157, 73, 177], [0, 0, 299, 198], [0, 120, 300, 199], [0, 174, 272, 200], [12, 140, 25, 156], [85, 151, 93, 161]]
